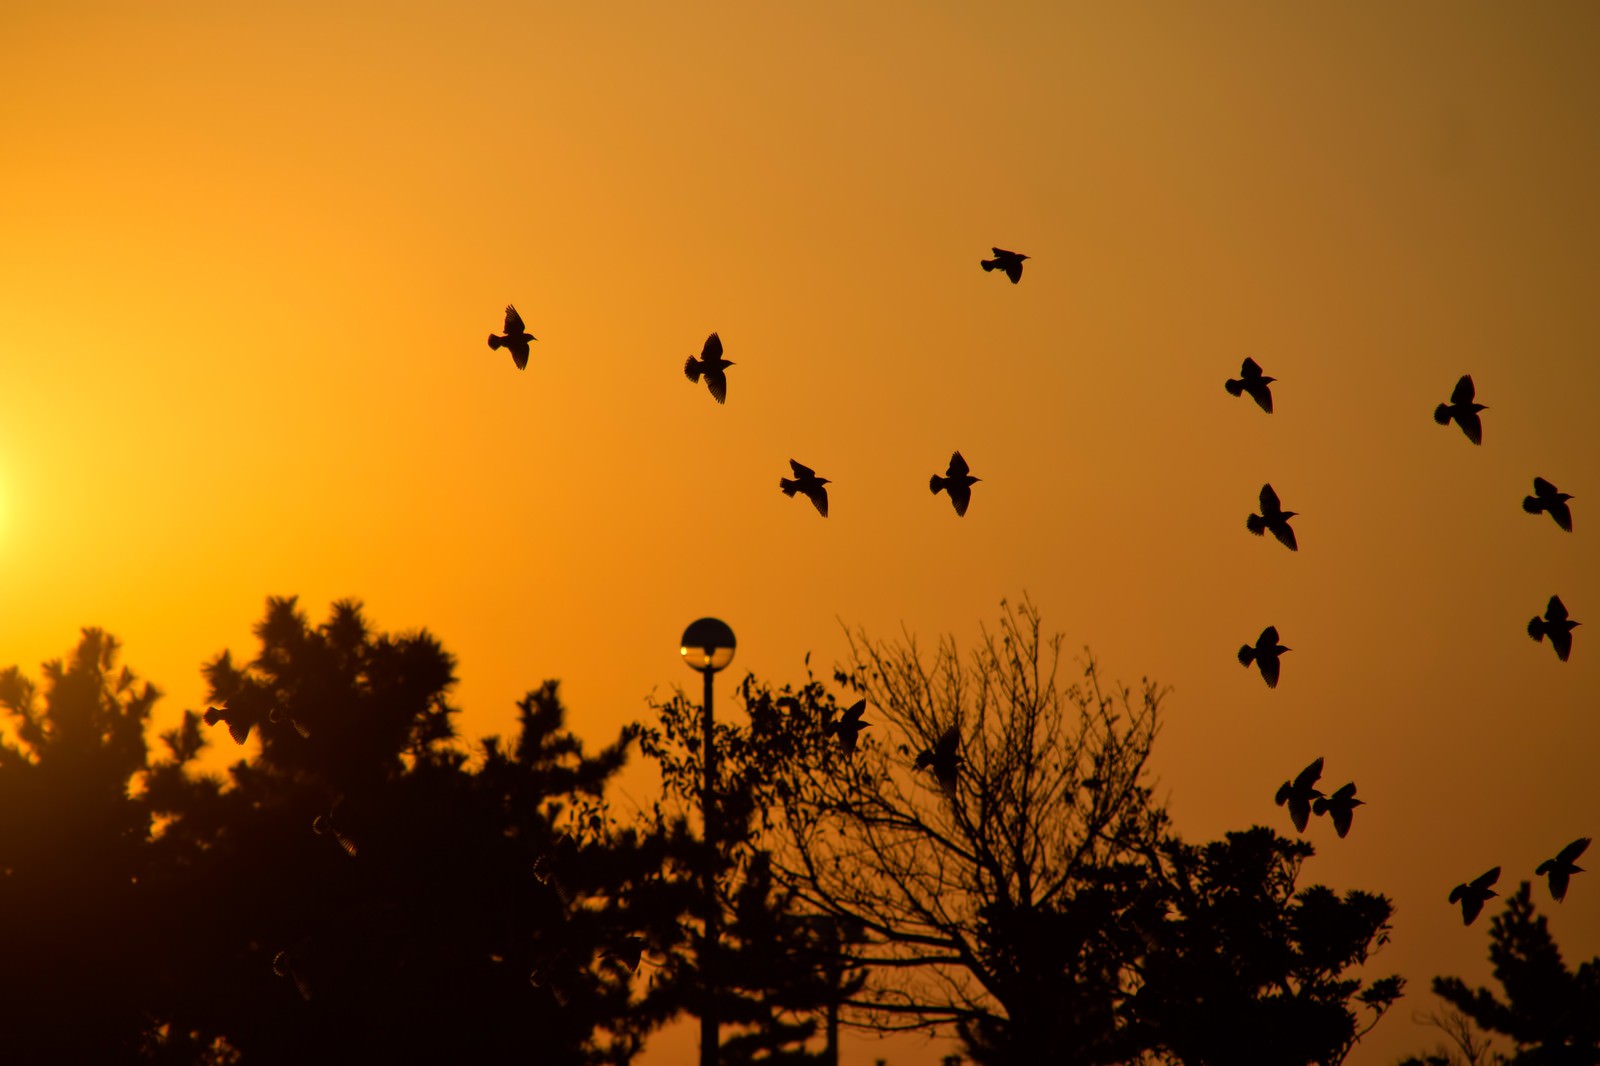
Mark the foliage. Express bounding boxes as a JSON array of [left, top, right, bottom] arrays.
[[1399, 882, 1600, 1066]]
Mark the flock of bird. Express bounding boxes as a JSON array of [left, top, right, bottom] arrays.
[[1222, 357, 1588, 925], [490, 250, 1589, 930]]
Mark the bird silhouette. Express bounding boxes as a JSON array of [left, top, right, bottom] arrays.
[[1246, 483, 1299, 551], [827, 699, 869, 755], [1528, 594, 1580, 662], [914, 725, 961, 793], [1523, 477, 1574, 532], [980, 247, 1028, 284], [488, 304, 536, 370], [1312, 782, 1364, 838], [1434, 374, 1486, 445], [1536, 837, 1590, 902], [683, 332, 733, 404], [779, 459, 830, 517], [203, 704, 253, 745], [1274, 756, 1324, 833], [1238, 626, 1291, 688], [1224, 357, 1275, 414], [1449, 866, 1501, 925], [930, 451, 980, 516]]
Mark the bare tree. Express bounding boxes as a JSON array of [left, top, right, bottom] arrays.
[[767, 597, 1169, 1062]]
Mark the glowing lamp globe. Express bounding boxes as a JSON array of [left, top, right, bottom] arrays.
[[680, 618, 736, 673]]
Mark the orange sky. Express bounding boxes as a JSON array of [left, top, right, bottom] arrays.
[[3, 3, 1597, 1062]]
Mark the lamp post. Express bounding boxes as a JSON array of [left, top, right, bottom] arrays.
[[680, 618, 736, 1066]]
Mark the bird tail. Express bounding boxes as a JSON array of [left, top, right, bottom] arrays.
[[1523, 496, 1543, 515], [1238, 645, 1256, 667], [684, 357, 701, 383], [930, 475, 944, 495], [1224, 378, 1243, 397], [1245, 514, 1267, 536], [1433, 403, 1452, 426], [779, 478, 797, 497], [1528, 617, 1546, 642], [488, 334, 502, 350], [980, 258, 997, 272]]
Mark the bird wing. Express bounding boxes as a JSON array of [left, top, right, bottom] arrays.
[[1474, 866, 1501, 890], [1259, 484, 1280, 513], [1259, 654, 1281, 688], [1558, 837, 1592, 864], [1241, 357, 1262, 377], [1295, 757, 1324, 791], [705, 369, 728, 404], [947, 451, 969, 478], [1271, 522, 1299, 552], [510, 341, 530, 371], [949, 483, 972, 517], [810, 484, 829, 517], [1534, 476, 1558, 497], [1331, 804, 1353, 838], [1289, 796, 1310, 832], [935, 725, 959, 760], [1459, 409, 1483, 445], [504, 305, 525, 335], [1552, 500, 1573, 532], [1332, 782, 1358, 803], [1451, 374, 1476, 404], [1260, 625, 1280, 647], [843, 699, 866, 725], [789, 459, 815, 479], [702, 332, 722, 360], [1248, 380, 1274, 413], [1548, 595, 1569, 622]]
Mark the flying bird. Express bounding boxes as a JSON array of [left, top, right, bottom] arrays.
[[203, 704, 253, 746], [684, 332, 733, 404], [1312, 782, 1364, 839], [1434, 374, 1486, 445], [1274, 756, 1324, 833], [1528, 595, 1580, 662], [488, 304, 536, 370], [1536, 837, 1590, 903], [1238, 626, 1291, 688], [930, 451, 980, 516], [827, 699, 869, 755], [914, 726, 961, 793], [1449, 867, 1501, 926], [1523, 477, 1574, 532], [1224, 358, 1276, 414], [779, 459, 830, 517], [980, 247, 1029, 284], [1246, 483, 1299, 551]]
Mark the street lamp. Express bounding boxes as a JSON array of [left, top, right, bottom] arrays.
[[680, 618, 735, 1066]]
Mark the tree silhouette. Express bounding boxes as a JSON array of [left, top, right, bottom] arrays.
[[653, 599, 1399, 1065], [0, 629, 164, 1062], [1399, 882, 1600, 1066]]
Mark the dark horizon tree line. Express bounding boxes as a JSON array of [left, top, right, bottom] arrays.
[[0, 596, 1591, 1065]]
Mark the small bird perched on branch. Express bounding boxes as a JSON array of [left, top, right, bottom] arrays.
[[980, 247, 1029, 284], [1247, 483, 1299, 552], [1522, 477, 1574, 532], [1224, 357, 1276, 413], [1434, 373, 1486, 445], [930, 451, 980, 516], [1274, 756, 1324, 833], [779, 459, 831, 517], [683, 332, 733, 404], [488, 305, 537, 370]]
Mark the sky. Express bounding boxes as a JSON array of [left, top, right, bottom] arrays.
[[3, 2, 1598, 1062]]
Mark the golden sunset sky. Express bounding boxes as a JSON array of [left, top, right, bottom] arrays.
[[3, 3, 1597, 1062]]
